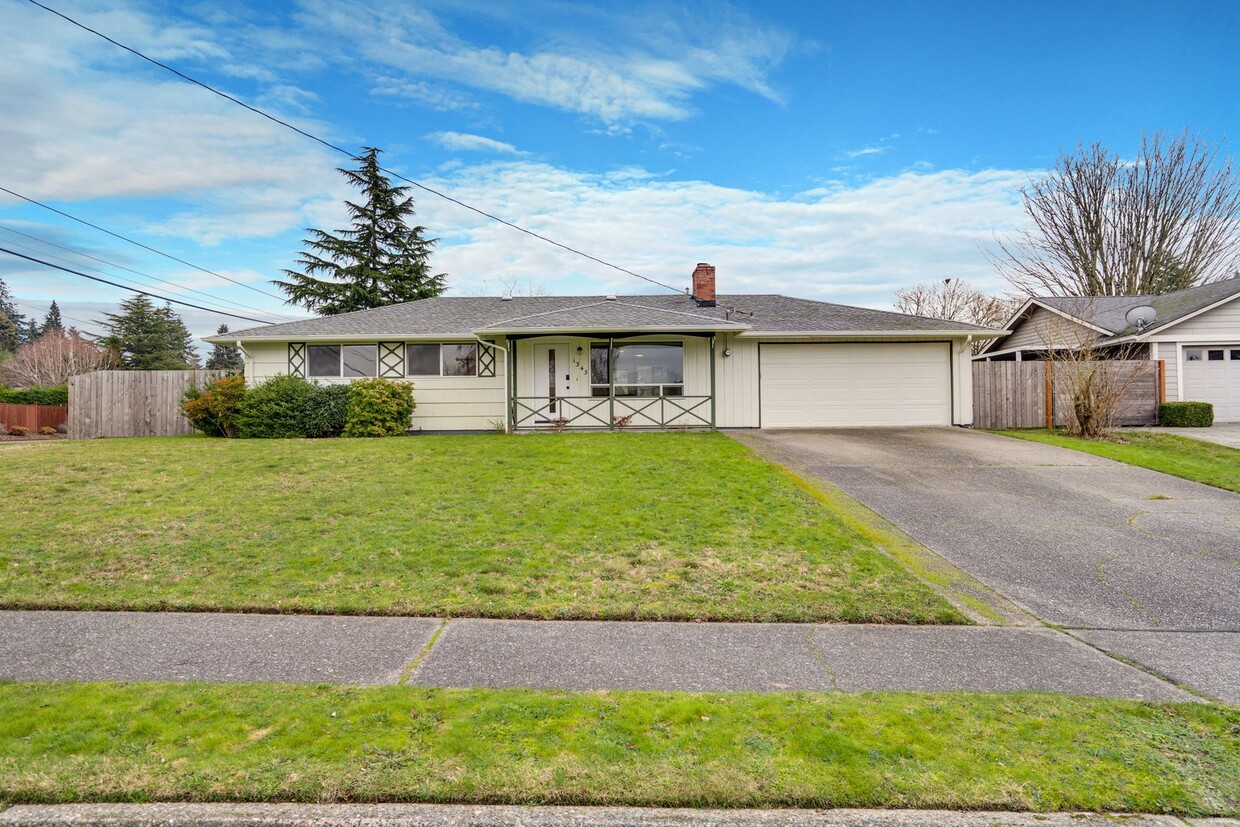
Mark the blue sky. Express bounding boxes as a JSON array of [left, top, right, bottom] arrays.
[[1, 0, 1236, 347]]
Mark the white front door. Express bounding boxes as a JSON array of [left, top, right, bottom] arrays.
[[531, 343, 570, 422]]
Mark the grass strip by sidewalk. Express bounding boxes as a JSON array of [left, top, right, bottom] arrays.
[[993, 429, 1240, 494], [1, 682, 1236, 815], [0, 433, 963, 623]]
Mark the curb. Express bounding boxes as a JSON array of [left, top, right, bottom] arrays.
[[1, 805, 1235, 827]]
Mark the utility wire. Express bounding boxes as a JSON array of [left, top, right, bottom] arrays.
[[0, 246, 275, 324], [0, 234, 288, 325], [17, 300, 103, 331], [26, 0, 685, 297], [0, 224, 296, 322], [0, 184, 294, 303]]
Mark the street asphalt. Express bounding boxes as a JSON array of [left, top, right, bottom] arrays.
[[2, 804, 1232, 827], [0, 611, 1198, 701], [730, 427, 1240, 703]]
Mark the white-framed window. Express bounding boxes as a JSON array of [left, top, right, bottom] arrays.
[[590, 342, 685, 397], [405, 343, 478, 377], [1185, 349, 1202, 362], [307, 344, 377, 378]]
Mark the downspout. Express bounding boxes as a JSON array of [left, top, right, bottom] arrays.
[[235, 340, 251, 384], [473, 335, 510, 433]]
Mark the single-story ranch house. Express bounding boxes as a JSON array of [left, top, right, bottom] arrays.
[[977, 278, 1240, 422], [206, 265, 1003, 431]]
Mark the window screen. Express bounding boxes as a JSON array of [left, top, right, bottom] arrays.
[[308, 345, 340, 377], [405, 344, 440, 376]]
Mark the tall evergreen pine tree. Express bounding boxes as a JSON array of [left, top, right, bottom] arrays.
[[41, 301, 64, 335], [0, 276, 28, 354], [99, 296, 199, 370], [205, 323, 243, 372], [273, 147, 446, 315]]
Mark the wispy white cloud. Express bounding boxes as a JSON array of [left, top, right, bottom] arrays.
[[370, 77, 479, 111], [428, 132, 526, 156], [296, 0, 796, 126], [841, 146, 888, 159], [409, 161, 1030, 307]]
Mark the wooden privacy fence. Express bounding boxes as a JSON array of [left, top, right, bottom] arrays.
[[69, 370, 226, 439], [973, 360, 1162, 430], [0, 402, 68, 432]]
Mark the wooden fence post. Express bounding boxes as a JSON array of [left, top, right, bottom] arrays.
[[1043, 361, 1054, 430]]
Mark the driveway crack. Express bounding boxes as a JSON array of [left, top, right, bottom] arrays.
[[1095, 553, 1161, 628]]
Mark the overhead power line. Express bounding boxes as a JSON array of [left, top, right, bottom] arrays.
[[0, 223, 296, 322], [26, 0, 685, 297], [0, 246, 275, 324], [17, 300, 103, 331], [0, 184, 294, 304]]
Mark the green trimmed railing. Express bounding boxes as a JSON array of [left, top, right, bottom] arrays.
[[512, 395, 712, 430]]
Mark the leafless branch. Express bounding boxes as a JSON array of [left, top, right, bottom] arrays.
[[994, 130, 1240, 297]]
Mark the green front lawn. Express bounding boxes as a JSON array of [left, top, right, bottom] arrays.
[[0, 433, 962, 623], [994, 430, 1240, 494], [0, 682, 1235, 813]]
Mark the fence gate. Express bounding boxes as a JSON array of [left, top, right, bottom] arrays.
[[68, 370, 226, 439]]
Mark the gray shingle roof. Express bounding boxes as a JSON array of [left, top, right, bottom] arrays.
[[1033, 278, 1240, 338], [208, 293, 999, 342]]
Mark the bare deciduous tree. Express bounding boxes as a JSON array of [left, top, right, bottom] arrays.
[[1, 329, 115, 387], [1033, 307, 1150, 439], [995, 130, 1240, 297], [894, 278, 1015, 352]]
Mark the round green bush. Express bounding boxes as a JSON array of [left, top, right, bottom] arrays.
[[303, 383, 350, 438], [343, 378, 415, 437], [235, 375, 319, 439]]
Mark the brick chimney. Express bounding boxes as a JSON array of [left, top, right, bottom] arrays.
[[691, 262, 716, 307]]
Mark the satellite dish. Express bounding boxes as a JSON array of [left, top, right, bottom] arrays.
[[1125, 304, 1158, 331]]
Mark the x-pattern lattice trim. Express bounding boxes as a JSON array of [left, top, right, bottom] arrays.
[[288, 343, 306, 378]]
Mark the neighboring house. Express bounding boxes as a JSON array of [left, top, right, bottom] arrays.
[[205, 264, 1001, 431], [977, 278, 1240, 422]]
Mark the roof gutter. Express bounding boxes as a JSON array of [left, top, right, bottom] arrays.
[[737, 329, 1008, 339]]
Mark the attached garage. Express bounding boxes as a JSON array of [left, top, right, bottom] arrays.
[[1182, 345, 1240, 422], [759, 342, 953, 428]]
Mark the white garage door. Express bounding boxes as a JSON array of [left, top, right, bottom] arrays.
[[1182, 345, 1240, 422], [760, 342, 952, 428]]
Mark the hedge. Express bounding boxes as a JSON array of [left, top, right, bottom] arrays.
[[0, 385, 69, 406], [1158, 401, 1214, 428]]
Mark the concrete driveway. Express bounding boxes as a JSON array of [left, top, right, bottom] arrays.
[[1157, 423, 1240, 449], [732, 428, 1240, 701]]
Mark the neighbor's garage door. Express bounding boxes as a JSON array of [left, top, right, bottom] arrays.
[[760, 342, 951, 428], [1183, 345, 1240, 422]]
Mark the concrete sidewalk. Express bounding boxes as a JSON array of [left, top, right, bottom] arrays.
[[0, 610, 1214, 702], [2, 804, 1235, 827]]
